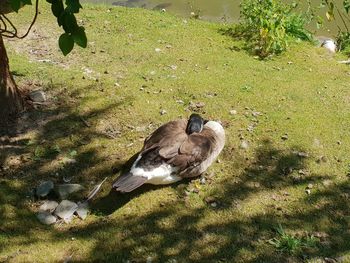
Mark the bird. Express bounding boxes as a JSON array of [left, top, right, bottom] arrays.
[[315, 36, 337, 53], [112, 114, 225, 193]]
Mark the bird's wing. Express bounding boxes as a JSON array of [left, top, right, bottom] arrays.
[[166, 128, 216, 175], [142, 119, 188, 157]]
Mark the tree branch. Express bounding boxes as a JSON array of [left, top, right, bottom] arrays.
[[0, 0, 39, 39]]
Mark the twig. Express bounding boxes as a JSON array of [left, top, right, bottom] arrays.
[[18, 0, 39, 39], [85, 177, 108, 202], [79, 116, 91, 127], [0, 0, 39, 39], [335, 6, 349, 33], [338, 59, 350, 64]]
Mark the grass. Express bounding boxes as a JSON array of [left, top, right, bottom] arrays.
[[1, 2, 350, 262], [268, 224, 319, 255]]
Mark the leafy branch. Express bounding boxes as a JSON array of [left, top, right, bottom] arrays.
[[1, 0, 87, 55]]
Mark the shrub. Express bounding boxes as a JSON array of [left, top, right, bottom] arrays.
[[231, 0, 313, 58]]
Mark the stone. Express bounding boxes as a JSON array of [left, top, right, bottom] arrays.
[[36, 180, 54, 197], [56, 184, 84, 199], [229, 109, 237, 115], [37, 211, 57, 225], [29, 90, 46, 103], [75, 201, 89, 220], [252, 111, 261, 117], [160, 109, 167, 115], [210, 202, 218, 208], [281, 134, 288, 141], [54, 200, 78, 221], [240, 140, 249, 150], [39, 200, 58, 213], [297, 152, 309, 158]]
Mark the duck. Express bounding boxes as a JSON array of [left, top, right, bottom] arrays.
[[113, 114, 225, 193]]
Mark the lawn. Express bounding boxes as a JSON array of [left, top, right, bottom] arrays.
[[1, 3, 350, 262]]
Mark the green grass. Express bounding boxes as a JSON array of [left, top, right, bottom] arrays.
[[1, 2, 350, 262], [269, 224, 319, 255]]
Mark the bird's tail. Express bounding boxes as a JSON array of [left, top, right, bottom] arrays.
[[112, 172, 147, 193]]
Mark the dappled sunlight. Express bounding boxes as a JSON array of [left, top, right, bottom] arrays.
[[1, 3, 350, 262]]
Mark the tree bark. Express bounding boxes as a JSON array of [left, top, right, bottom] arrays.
[[0, 34, 23, 126]]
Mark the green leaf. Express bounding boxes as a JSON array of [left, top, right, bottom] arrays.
[[59, 33, 74, 56], [63, 13, 78, 33], [46, 0, 53, 3], [326, 10, 334, 21], [10, 0, 21, 12], [72, 26, 87, 48], [21, 0, 32, 5], [344, 0, 350, 13], [69, 150, 77, 157], [51, 0, 64, 18], [65, 0, 83, 13]]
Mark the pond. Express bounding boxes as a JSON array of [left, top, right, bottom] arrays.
[[83, 0, 345, 36]]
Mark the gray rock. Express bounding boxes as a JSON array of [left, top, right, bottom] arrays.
[[56, 184, 84, 199], [75, 201, 89, 220], [39, 200, 58, 212], [54, 200, 78, 221], [29, 90, 46, 103], [210, 202, 218, 208], [37, 211, 57, 225], [36, 181, 54, 197]]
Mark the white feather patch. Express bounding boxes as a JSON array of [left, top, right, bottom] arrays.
[[130, 154, 181, 185]]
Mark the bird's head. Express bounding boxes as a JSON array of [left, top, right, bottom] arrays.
[[186, 113, 205, 134]]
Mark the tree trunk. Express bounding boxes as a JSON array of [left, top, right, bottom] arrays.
[[0, 34, 23, 126]]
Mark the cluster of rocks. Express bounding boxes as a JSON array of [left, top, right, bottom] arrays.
[[35, 180, 89, 225]]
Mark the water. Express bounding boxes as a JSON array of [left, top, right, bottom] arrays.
[[83, 0, 346, 36]]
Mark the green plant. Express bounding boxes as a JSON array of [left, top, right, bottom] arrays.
[[268, 224, 319, 255], [6, 0, 87, 55], [231, 0, 313, 58], [33, 144, 61, 160]]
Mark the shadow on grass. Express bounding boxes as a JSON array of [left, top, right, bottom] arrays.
[[60, 141, 350, 262], [0, 81, 134, 257], [1, 85, 350, 262]]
